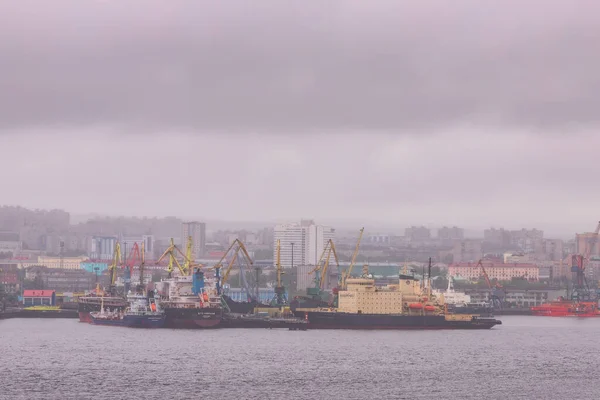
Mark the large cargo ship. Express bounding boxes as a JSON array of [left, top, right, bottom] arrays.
[[156, 270, 223, 329], [77, 287, 128, 323], [294, 275, 501, 330], [90, 294, 166, 328]]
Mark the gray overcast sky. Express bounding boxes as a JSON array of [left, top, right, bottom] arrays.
[[1, 0, 599, 236]]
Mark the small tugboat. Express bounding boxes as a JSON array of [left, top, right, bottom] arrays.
[[90, 294, 166, 328], [78, 284, 128, 323]]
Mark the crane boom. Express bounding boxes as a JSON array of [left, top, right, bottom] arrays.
[[108, 242, 122, 294], [273, 239, 287, 305], [475, 259, 492, 289], [212, 239, 255, 298], [156, 238, 188, 277], [341, 227, 364, 289], [138, 241, 145, 293], [320, 241, 340, 290], [308, 239, 340, 290], [275, 239, 282, 287]]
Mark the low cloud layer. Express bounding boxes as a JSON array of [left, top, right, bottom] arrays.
[[1, 0, 599, 131], [1, 2, 598, 237]]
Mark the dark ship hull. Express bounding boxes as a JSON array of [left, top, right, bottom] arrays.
[[221, 295, 278, 314], [77, 297, 128, 323], [296, 311, 502, 330], [90, 313, 166, 328], [447, 303, 494, 317], [163, 307, 223, 329], [289, 296, 329, 311], [221, 314, 308, 330]]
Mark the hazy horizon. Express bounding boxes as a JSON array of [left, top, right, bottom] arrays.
[[1, 1, 598, 239]]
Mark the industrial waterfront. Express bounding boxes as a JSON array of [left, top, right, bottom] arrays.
[[1, 317, 599, 400]]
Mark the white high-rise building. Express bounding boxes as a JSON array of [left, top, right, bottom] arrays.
[[273, 220, 335, 269], [305, 224, 336, 267]]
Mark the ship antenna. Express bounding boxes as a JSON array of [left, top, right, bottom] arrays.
[[428, 257, 432, 298]]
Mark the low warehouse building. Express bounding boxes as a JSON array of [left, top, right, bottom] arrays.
[[22, 290, 56, 307]]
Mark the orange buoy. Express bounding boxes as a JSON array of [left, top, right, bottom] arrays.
[[424, 305, 436, 311], [409, 303, 423, 309]]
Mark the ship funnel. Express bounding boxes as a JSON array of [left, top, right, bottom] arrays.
[[192, 268, 205, 296]]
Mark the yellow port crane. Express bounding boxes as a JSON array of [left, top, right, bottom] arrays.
[[309, 239, 339, 291], [211, 239, 254, 298], [273, 239, 287, 305], [107, 242, 122, 295], [156, 237, 196, 277], [136, 241, 146, 294], [340, 227, 364, 289]]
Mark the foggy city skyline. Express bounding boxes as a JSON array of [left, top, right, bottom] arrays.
[[3, 3, 600, 399], [2, 1, 599, 237]]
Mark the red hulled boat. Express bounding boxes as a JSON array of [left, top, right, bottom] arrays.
[[531, 297, 600, 317]]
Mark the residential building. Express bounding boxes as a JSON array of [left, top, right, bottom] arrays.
[[448, 261, 540, 281], [550, 258, 571, 281], [543, 239, 563, 261], [483, 228, 511, 247], [367, 234, 390, 244], [510, 228, 544, 254], [305, 224, 336, 267], [0, 264, 19, 294], [273, 220, 335, 269], [451, 239, 483, 263], [437, 226, 464, 240], [181, 221, 206, 259], [274, 222, 307, 269], [405, 226, 431, 242]]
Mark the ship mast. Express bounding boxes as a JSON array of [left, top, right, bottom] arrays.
[[137, 241, 145, 294], [427, 257, 432, 299]]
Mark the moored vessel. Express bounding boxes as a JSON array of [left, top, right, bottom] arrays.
[[531, 298, 600, 317], [295, 274, 501, 330], [156, 269, 223, 329], [90, 295, 166, 328], [77, 285, 127, 323]]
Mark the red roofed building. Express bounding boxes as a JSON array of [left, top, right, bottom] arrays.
[[448, 262, 540, 282], [23, 290, 56, 306]]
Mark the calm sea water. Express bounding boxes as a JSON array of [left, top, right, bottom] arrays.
[[1, 316, 599, 400]]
